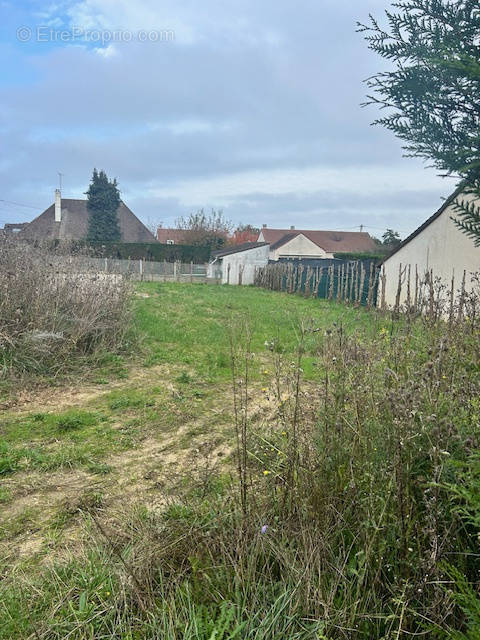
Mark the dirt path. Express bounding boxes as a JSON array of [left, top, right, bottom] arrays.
[[0, 365, 277, 574]]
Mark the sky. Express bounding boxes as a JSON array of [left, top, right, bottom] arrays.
[[0, 0, 457, 238]]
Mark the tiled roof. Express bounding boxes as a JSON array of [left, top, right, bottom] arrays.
[[20, 199, 156, 243], [259, 228, 377, 253], [156, 228, 190, 244]]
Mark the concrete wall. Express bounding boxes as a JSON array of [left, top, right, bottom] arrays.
[[270, 234, 333, 260], [381, 193, 480, 307], [219, 244, 270, 285]]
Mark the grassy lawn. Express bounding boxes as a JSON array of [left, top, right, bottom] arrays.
[[1, 284, 365, 563], [1, 283, 478, 639], [136, 282, 378, 379]]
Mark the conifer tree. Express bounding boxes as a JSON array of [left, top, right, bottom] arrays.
[[86, 169, 121, 242], [359, 0, 480, 244]]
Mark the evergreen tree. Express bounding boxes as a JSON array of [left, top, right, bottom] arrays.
[[86, 169, 122, 242], [382, 229, 401, 248], [359, 0, 480, 245]]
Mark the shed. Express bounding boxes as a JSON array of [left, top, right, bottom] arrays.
[[208, 243, 269, 285]]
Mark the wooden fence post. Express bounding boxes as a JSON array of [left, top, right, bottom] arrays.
[[358, 263, 365, 305], [394, 263, 403, 315], [458, 270, 466, 320], [448, 272, 455, 327], [428, 269, 434, 319], [380, 266, 386, 311], [414, 265, 419, 313], [366, 262, 374, 309], [406, 264, 411, 314]]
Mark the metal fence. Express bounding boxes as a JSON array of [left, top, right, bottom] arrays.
[[50, 256, 210, 281]]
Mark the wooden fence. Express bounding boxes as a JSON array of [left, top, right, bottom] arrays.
[[254, 260, 479, 320], [377, 263, 478, 321], [254, 260, 379, 308]]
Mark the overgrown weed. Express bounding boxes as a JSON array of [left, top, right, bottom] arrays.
[[1, 286, 479, 639]]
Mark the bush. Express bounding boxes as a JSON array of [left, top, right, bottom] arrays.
[[0, 238, 132, 377]]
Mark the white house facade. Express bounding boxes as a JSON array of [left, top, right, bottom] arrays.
[[257, 227, 377, 261], [268, 233, 333, 260], [381, 188, 480, 308], [208, 243, 270, 285]]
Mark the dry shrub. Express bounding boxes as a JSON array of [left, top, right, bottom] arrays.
[[0, 238, 132, 377]]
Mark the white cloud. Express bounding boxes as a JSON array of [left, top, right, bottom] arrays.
[[0, 0, 454, 236], [94, 43, 118, 57], [149, 164, 445, 208]]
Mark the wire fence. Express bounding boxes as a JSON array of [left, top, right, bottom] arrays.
[[50, 256, 210, 281]]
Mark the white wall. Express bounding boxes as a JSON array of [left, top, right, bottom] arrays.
[[270, 234, 332, 260], [221, 244, 270, 285], [381, 193, 480, 307]]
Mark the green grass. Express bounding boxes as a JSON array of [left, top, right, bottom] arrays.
[[136, 283, 374, 368], [135, 282, 379, 380], [1, 284, 371, 485], [1, 282, 478, 639], [0, 408, 138, 477]]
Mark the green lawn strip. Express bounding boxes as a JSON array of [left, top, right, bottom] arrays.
[[134, 282, 378, 380]]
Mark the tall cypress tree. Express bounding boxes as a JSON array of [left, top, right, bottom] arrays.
[[86, 169, 122, 242]]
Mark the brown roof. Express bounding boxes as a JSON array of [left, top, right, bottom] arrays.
[[156, 228, 190, 244], [20, 199, 156, 243], [259, 228, 377, 253]]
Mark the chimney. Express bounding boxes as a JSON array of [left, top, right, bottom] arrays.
[[290, 225, 295, 230], [54, 189, 62, 222], [262, 223, 267, 228]]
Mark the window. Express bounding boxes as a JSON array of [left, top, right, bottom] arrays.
[[166, 239, 175, 245]]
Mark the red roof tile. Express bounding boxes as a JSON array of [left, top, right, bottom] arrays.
[[156, 228, 190, 244], [259, 228, 377, 253]]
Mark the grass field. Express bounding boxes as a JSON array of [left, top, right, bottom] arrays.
[[1, 284, 368, 569], [1, 283, 479, 639]]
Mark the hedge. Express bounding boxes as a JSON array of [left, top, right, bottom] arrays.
[[40, 240, 212, 263], [333, 251, 386, 262]]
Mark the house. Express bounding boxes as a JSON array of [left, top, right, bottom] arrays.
[[257, 226, 377, 260], [208, 242, 270, 285], [156, 228, 190, 244], [19, 189, 156, 243], [380, 187, 480, 308]]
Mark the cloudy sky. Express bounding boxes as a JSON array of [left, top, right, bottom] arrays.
[[0, 0, 456, 237]]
